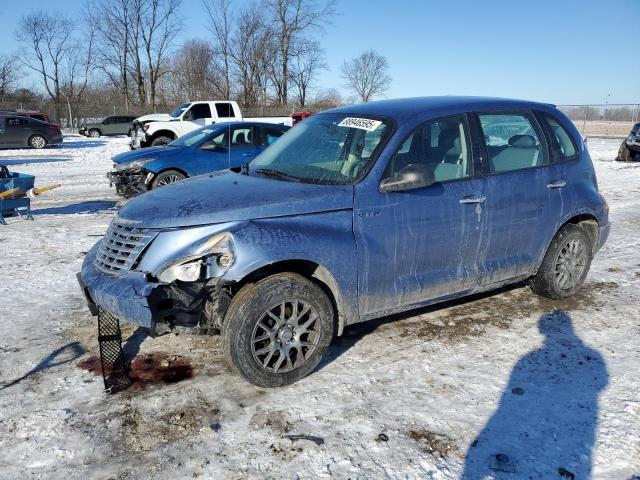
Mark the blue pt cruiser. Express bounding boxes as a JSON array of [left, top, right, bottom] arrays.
[[79, 97, 610, 387]]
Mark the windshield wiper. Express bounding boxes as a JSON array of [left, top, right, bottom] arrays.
[[254, 168, 301, 182]]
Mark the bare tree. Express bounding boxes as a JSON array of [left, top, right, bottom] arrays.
[[88, 0, 181, 108], [167, 39, 225, 100], [289, 38, 326, 107], [15, 12, 76, 120], [203, 0, 233, 99], [0, 55, 22, 104], [341, 49, 391, 102], [265, 0, 336, 106]]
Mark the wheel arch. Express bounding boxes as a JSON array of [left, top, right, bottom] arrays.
[[147, 167, 189, 187], [232, 259, 348, 336], [27, 133, 47, 148], [88, 127, 102, 135], [148, 129, 177, 142]]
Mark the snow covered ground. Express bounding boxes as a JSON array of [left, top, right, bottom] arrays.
[[0, 135, 638, 479]]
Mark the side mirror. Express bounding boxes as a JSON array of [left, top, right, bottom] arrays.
[[200, 142, 219, 151], [379, 164, 435, 193]]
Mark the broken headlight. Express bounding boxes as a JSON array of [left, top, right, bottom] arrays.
[[156, 232, 235, 283], [115, 158, 156, 171]]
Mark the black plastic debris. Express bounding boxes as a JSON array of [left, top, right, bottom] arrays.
[[489, 453, 515, 473], [511, 387, 524, 395], [558, 467, 576, 479], [376, 433, 389, 442], [283, 434, 325, 446], [98, 309, 132, 394]]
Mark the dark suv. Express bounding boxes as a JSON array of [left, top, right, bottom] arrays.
[[0, 114, 62, 149], [616, 122, 640, 161], [79, 97, 609, 387]]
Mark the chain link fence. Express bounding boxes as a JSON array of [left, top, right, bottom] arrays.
[[557, 104, 640, 138], [3, 99, 638, 137]]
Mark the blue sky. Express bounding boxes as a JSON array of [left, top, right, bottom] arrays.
[[1, 0, 638, 104]]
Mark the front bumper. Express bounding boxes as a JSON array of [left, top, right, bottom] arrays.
[[78, 127, 87, 136], [78, 242, 230, 336]]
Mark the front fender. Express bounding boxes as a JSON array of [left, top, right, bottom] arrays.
[[224, 211, 358, 327]]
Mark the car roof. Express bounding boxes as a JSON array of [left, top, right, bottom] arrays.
[[326, 96, 557, 124], [212, 121, 290, 129]]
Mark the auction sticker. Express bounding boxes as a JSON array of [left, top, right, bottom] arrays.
[[338, 117, 383, 131]]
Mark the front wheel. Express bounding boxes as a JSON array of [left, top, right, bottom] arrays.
[[88, 129, 101, 138], [530, 224, 593, 299], [150, 135, 172, 146], [151, 169, 186, 188], [222, 273, 335, 387], [29, 135, 47, 149]]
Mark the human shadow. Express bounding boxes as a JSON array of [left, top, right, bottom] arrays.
[[0, 342, 86, 390], [461, 311, 608, 479], [122, 327, 149, 362], [33, 200, 117, 215]]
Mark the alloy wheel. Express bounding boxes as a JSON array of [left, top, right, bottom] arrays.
[[30, 136, 46, 149], [157, 174, 183, 186], [251, 299, 321, 374], [554, 238, 587, 290]]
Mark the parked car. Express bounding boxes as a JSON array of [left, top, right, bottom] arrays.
[[0, 110, 50, 122], [108, 122, 290, 197], [79, 115, 137, 138], [129, 101, 293, 149], [616, 122, 640, 161], [0, 114, 62, 149], [291, 111, 315, 125], [79, 96, 610, 387]]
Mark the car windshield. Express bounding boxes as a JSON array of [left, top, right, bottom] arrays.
[[169, 102, 191, 118], [170, 126, 221, 147], [249, 113, 391, 185]]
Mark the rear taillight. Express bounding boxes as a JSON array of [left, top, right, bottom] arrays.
[[47, 124, 60, 130]]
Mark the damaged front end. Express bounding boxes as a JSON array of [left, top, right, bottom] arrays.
[[78, 222, 239, 337], [107, 168, 150, 198]]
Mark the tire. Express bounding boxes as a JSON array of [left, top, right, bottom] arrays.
[[150, 135, 172, 146], [222, 273, 335, 387], [150, 169, 186, 189], [88, 129, 101, 138], [29, 135, 47, 149], [530, 224, 593, 299], [616, 141, 635, 162]]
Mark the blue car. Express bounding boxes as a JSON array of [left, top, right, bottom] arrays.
[[80, 97, 610, 387], [107, 122, 289, 197]]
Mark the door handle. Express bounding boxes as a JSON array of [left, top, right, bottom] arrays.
[[547, 180, 566, 189], [459, 195, 486, 204]]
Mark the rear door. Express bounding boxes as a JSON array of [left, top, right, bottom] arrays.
[[214, 102, 238, 123], [254, 125, 286, 153], [0, 117, 7, 145], [474, 111, 553, 285], [5, 117, 29, 146]]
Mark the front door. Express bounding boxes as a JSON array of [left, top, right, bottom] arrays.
[[354, 114, 486, 317]]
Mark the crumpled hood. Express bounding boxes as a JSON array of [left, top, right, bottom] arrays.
[[134, 113, 171, 123], [112, 145, 185, 165], [117, 170, 353, 228]]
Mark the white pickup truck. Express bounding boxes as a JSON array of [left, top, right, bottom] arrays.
[[130, 100, 293, 149]]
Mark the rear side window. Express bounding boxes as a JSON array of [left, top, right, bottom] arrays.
[[7, 117, 27, 126], [215, 103, 236, 119], [257, 126, 285, 146], [539, 112, 577, 161], [478, 112, 547, 173]]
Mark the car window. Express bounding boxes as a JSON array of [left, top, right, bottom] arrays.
[[189, 103, 212, 120], [7, 117, 26, 126], [103, 117, 114, 125], [231, 127, 252, 147], [215, 103, 235, 118], [257, 126, 286, 146], [388, 114, 472, 183], [478, 112, 547, 173], [539, 113, 577, 161]]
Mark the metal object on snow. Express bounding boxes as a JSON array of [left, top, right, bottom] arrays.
[[97, 309, 132, 393]]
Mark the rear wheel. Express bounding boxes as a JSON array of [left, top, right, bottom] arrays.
[[150, 135, 172, 146], [88, 129, 101, 138], [150, 169, 186, 188], [29, 135, 47, 149], [530, 224, 593, 299], [222, 273, 334, 387]]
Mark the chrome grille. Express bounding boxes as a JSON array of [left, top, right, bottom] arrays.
[[95, 219, 155, 276]]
